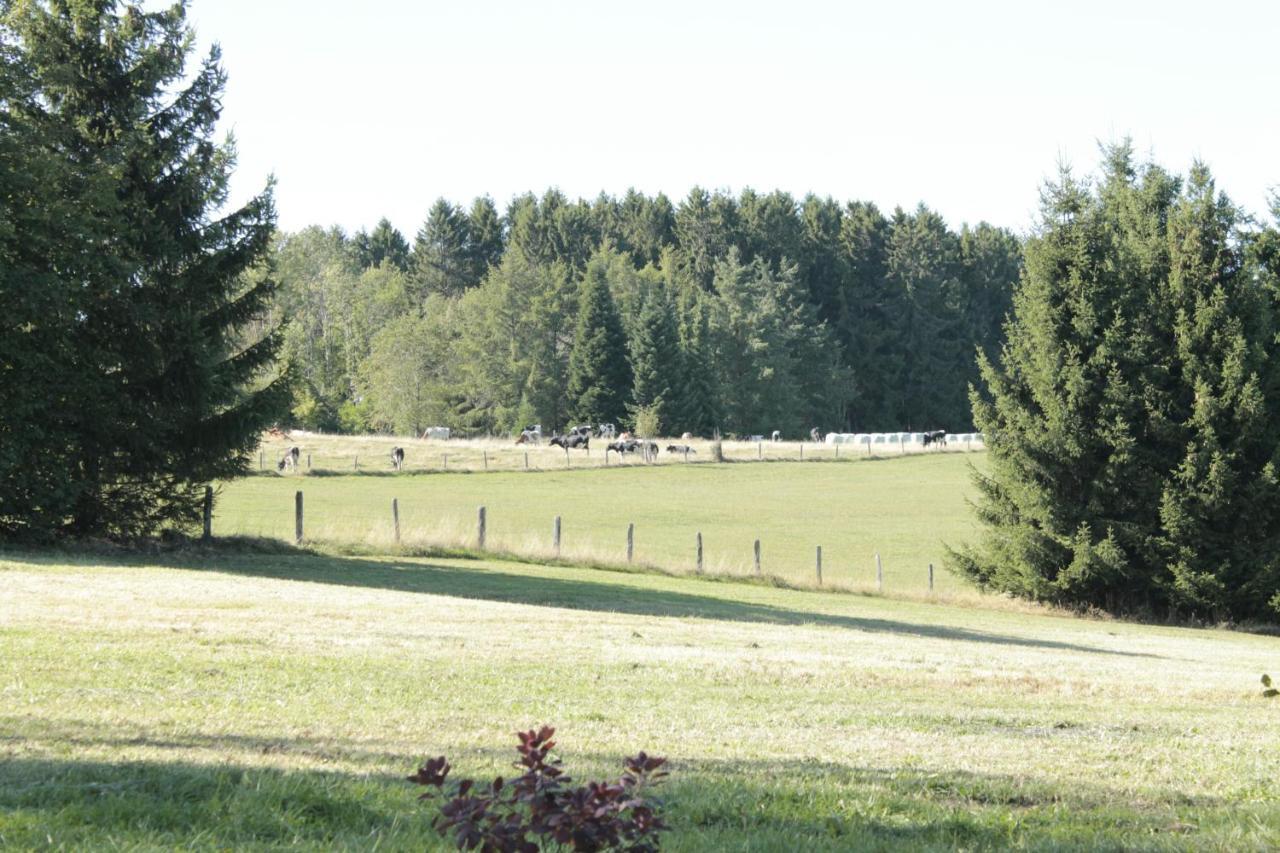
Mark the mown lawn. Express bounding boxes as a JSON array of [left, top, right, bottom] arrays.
[[216, 451, 983, 594], [2, 548, 1277, 850]]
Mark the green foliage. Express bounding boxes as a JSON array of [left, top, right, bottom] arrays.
[[409, 199, 473, 299], [0, 0, 286, 540], [566, 254, 633, 425], [954, 145, 1280, 621], [272, 190, 1019, 438], [358, 301, 460, 435], [628, 289, 684, 434], [352, 218, 410, 271], [1264, 673, 1278, 699]]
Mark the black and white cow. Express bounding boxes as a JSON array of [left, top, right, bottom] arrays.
[[391, 446, 405, 470], [277, 446, 301, 472], [922, 430, 947, 448], [551, 433, 590, 451]]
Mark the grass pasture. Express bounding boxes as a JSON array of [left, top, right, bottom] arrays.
[[252, 430, 984, 476], [220, 441, 984, 594], [2, 548, 1278, 850]]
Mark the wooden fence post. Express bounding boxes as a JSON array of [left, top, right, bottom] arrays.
[[627, 523, 634, 563], [393, 498, 400, 545], [816, 545, 823, 586], [524, 452, 529, 470], [294, 490, 303, 544], [443, 454, 448, 471], [757, 442, 762, 460], [477, 506, 486, 549], [835, 443, 840, 459], [800, 444, 804, 461], [876, 552, 883, 591], [354, 455, 359, 471], [202, 486, 212, 541], [483, 451, 488, 471], [307, 453, 311, 470], [929, 562, 934, 592], [754, 539, 761, 575], [259, 450, 264, 470], [553, 516, 561, 558], [564, 449, 570, 468], [696, 532, 703, 574]]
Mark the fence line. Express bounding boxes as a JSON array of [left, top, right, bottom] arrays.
[[214, 496, 948, 593]]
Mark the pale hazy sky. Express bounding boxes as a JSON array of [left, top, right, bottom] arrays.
[[188, 0, 1279, 238]]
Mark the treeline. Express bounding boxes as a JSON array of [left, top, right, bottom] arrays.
[[272, 189, 1021, 437]]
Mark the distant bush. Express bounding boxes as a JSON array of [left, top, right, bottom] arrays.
[[632, 406, 661, 439], [409, 726, 668, 852]]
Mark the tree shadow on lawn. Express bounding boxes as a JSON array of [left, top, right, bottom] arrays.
[[132, 549, 1161, 658], [0, 749, 1240, 850]]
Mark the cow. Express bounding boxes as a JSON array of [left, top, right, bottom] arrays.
[[550, 433, 589, 451], [681, 431, 693, 440], [569, 425, 593, 438], [277, 446, 300, 472], [421, 426, 451, 440], [771, 430, 782, 442], [390, 446, 405, 471], [810, 427, 821, 443], [667, 444, 696, 456], [922, 430, 947, 448], [598, 423, 617, 439], [516, 424, 542, 445]]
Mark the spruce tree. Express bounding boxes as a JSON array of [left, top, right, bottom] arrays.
[[353, 218, 410, 271], [955, 146, 1280, 621], [565, 260, 632, 426], [627, 290, 683, 434], [0, 0, 287, 539], [410, 199, 472, 298], [465, 196, 505, 281]]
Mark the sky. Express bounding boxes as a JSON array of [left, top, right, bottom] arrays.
[[188, 0, 1280, 238]]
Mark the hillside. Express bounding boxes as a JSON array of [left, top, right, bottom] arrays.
[[2, 548, 1277, 850]]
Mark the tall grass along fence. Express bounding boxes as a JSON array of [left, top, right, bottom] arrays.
[[207, 492, 945, 594]]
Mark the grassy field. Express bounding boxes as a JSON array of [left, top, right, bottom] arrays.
[[218, 445, 984, 594], [2, 547, 1278, 850]]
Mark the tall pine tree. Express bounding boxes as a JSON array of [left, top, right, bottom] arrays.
[[955, 146, 1280, 621], [565, 258, 632, 426], [0, 0, 287, 539]]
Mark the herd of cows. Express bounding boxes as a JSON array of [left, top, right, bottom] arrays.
[[272, 425, 970, 472]]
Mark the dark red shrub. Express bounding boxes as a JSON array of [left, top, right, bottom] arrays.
[[408, 726, 668, 852]]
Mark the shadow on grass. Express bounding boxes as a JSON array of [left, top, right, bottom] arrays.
[[0, 747, 1249, 850], [0, 545, 1158, 658]]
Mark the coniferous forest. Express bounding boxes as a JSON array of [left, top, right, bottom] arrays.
[[271, 191, 1023, 438]]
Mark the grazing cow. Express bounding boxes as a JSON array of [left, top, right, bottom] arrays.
[[421, 426, 451, 440], [922, 430, 947, 448], [681, 431, 693, 440], [606, 439, 637, 458], [598, 423, 617, 439], [390, 446, 405, 471], [550, 433, 590, 451], [277, 446, 300, 472], [810, 427, 821, 443], [569, 425, 593, 438], [516, 424, 542, 445], [771, 430, 782, 442], [667, 444, 696, 455]]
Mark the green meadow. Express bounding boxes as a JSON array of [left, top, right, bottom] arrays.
[[217, 445, 984, 594], [2, 547, 1277, 850]]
